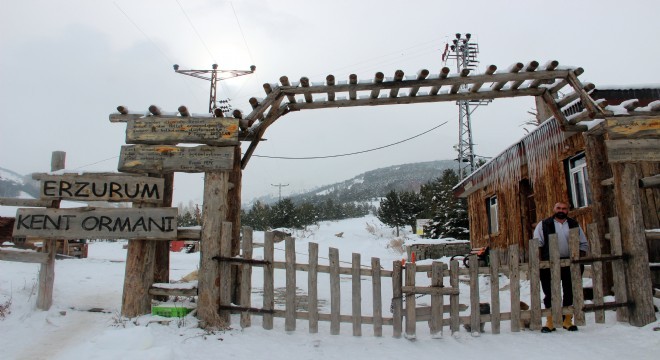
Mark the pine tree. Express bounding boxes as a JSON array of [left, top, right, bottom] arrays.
[[399, 191, 424, 233], [377, 190, 406, 236], [424, 169, 469, 239]]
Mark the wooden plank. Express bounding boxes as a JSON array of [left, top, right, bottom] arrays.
[[509, 245, 521, 332], [148, 286, 197, 297], [639, 175, 660, 189], [13, 208, 177, 240], [329, 247, 341, 335], [528, 239, 542, 331], [262, 231, 275, 329], [352, 252, 362, 336], [0, 249, 48, 263], [430, 261, 444, 338], [489, 248, 501, 334], [119, 145, 234, 174], [371, 257, 382, 337], [405, 262, 416, 339], [176, 228, 201, 240], [35, 173, 164, 203], [587, 225, 604, 323], [240, 226, 253, 328], [197, 171, 229, 329], [401, 286, 459, 295], [285, 236, 296, 331], [549, 233, 563, 325], [469, 255, 480, 335], [392, 260, 403, 338], [605, 139, 660, 163], [125, 116, 239, 146], [607, 217, 629, 322], [605, 116, 660, 140], [219, 222, 233, 324], [450, 260, 460, 334], [569, 228, 586, 326], [308, 242, 319, 333], [0, 198, 54, 207]]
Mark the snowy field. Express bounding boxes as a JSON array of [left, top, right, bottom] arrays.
[[1, 215, 658, 360]]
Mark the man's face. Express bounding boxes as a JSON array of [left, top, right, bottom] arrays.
[[553, 203, 569, 219]]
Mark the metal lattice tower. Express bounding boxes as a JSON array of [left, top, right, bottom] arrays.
[[173, 64, 256, 114], [444, 33, 490, 179]]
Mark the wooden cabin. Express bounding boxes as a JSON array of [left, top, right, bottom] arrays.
[[453, 87, 660, 289]]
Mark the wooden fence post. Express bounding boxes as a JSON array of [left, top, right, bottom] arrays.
[[430, 261, 444, 338], [309, 242, 319, 333], [509, 244, 521, 332], [489, 248, 501, 334], [405, 262, 417, 339], [450, 260, 460, 334], [549, 233, 563, 325], [569, 228, 586, 326], [586, 224, 604, 323], [197, 171, 230, 328], [608, 217, 629, 322], [392, 260, 403, 338], [469, 255, 480, 335], [263, 231, 274, 330], [240, 227, 253, 328], [611, 163, 657, 326], [529, 239, 542, 331], [352, 253, 362, 336], [219, 222, 233, 324], [372, 257, 383, 337], [330, 247, 340, 335], [285, 236, 296, 332]]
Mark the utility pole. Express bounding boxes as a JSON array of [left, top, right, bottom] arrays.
[[271, 183, 289, 202], [173, 63, 256, 114], [443, 33, 490, 179]]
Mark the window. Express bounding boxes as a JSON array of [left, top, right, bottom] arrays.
[[487, 195, 499, 234], [567, 153, 592, 208]]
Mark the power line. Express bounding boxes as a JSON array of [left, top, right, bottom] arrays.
[[252, 121, 448, 160], [113, 2, 175, 64], [175, 0, 216, 64]]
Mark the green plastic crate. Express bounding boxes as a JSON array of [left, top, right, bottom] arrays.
[[151, 305, 193, 318]]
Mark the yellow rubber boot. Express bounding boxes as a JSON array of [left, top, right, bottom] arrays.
[[541, 315, 555, 333], [563, 314, 578, 331]]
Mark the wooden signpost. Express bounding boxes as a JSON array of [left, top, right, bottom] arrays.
[[118, 145, 234, 173], [13, 208, 177, 240], [126, 117, 239, 146], [33, 173, 164, 203]]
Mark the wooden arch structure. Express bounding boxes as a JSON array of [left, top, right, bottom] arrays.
[[108, 59, 611, 328]]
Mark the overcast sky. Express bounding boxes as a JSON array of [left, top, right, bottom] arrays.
[[1, 0, 658, 206]]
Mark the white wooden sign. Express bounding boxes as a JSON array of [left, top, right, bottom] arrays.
[[13, 208, 178, 240], [118, 145, 234, 173], [34, 173, 164, 203], [126, 117, 239, 146]]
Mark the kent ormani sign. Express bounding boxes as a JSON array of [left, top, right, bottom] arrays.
[[33, 173, 164, 203], [13, 208, 178, 240]]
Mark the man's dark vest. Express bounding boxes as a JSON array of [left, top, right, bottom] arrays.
[[540, 216, 579, 260]]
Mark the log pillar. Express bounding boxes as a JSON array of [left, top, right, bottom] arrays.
[[611, 162, 657, 326], [197, 170, 230, 329], [153, 173, 173, 299], [228, 146, 243, 304]]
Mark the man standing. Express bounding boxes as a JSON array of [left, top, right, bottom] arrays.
[[533, 202, 589, 333]]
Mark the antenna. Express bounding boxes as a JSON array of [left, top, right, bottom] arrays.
[[173, 64, 256, 114], [444, 33, 490, 179]]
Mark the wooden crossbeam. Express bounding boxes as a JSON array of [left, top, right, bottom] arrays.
[[389, 70, 405, 98], [279, 76, 297, 104], [556, 82, 596, 108], [529, 60, 559, 88], [566, 70, 602, 118], [241, 95, 286, 169], [326, 74, 335, 101], [510, 61, 539, 90], [429, 67, 450, 96], [470, 65, 497, 92], [370, 72, 385, 99], [349, 74, 357, 100], [300, 77, 312, 103], [491, 62, 523, 91], [547, 67, 584, 95], [450, 69, 471, 94], [408, 69, 429, 97]]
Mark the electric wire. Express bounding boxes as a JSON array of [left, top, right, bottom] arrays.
[[175, 0, 217, 64], [252, 121, 448, 160], [70, 156, 120, 171]]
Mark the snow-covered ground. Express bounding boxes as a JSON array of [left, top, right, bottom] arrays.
[[0, 215, 658, 360]]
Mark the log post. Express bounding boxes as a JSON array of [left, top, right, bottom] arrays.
[[392, 260, 403, 338], [37, 151, 65, 310], [229, 145, 243, 304], [153, 173, 173, 301], [611, 163, 657, 326], [197, 170, 230, 329], [489, 248, 502, 334]]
